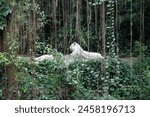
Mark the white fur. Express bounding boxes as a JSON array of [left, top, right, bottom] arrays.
[[34, 55, 54, 63], [69, 42, 104, 60], [64, 54, 74, 65]]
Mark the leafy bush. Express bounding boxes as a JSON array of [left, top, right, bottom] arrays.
[[0, 52, 10, 99], [103, 57, 150, 100], [105, 57, 134, 99], [35, 60, 68, 99], [145, 66, 150, 79], [133, 57, 150, 99], [15, 56, 150, 100], [133, 41, 147, 57], [66, 60, 103, 99], [67, 60, 102, 90], [1, 47, 150, 100]]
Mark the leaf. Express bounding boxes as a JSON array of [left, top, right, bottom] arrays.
[[4, 9, 12, 16], [106, 12, 111, 15], [0, 26, 4, 30]]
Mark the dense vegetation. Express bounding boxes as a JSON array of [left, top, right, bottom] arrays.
[[0, 0, 150, 100]]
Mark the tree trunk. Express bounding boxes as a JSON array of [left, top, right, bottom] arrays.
[[62, 0, 68, 54], [115, 0, 119, 55], [28, 0, 36, 56], [76, 0, 82, 44], [139, 0, 145, 100], [101, 2, 106, 58], [2, 13, 18, 99], [0, 30, 3, 51], [30, 0, 37, 99], [52, 0, 58, 48]]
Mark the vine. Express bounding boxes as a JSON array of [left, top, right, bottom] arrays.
[[104, 0, 121, 95]]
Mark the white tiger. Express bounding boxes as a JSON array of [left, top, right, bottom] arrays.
[[34, 54, 54, 64], [69, 42, 104, 60]]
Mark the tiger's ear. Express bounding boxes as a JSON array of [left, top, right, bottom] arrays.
[[73, 42, 77, 45]]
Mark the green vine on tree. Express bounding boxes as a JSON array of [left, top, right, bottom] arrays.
[[104, 0, 121, 94]]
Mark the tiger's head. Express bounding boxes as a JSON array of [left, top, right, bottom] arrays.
[[69, 42, 82, 52]]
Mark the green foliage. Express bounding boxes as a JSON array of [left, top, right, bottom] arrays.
[[15, 57, 103, 99], [35, 60, 67, 99], [35, 42, 64, 62], [0, 52, 10, 66], [71, 84, 101, 100], [0, 53, 11, 99], [1, 50, 150, 100], [18, 72, 33, 99], [146, 66, 150, 79], [133, 41, 147, 57], [105, 57, 132, 99], [106, 0, 116, 57], [35, 42, 53, 55], [0, 0, 12, 29], [7, 34, 19, 55], [15, 44, 67, 99], [103, 56, 150, 100], [67, 60, 102, 90], [133, 57, 150, 99]]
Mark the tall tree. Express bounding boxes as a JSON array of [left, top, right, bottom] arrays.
[[3, 9, 18, 99], [62, 0, 69, 54], [76, 0, 82, 44], [101, 2, 106, 57], [52, 0, 58, 48], [115, 0, 119, 55]]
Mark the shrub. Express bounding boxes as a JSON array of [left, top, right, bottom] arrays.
[[2, 49, 150, 100], [107, 57, 150, 100], [66, 60, 103, 99]]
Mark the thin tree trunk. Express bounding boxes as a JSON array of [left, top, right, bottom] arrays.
[[30, 0, 36, 99], [139, 0, 145, 100], [63, 0, 68, 54], [115, 0, 119, 55], [0, 30, 3, 51], [76, 0, 82, 44], [28, 0, 36, 56], [52, 0, 58, 48], [87, 1, 92, 51], [101, 2, 106, 58], [100, 2, 107, 95]]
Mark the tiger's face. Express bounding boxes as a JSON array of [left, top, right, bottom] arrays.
[[69, 42, 81, 52]]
